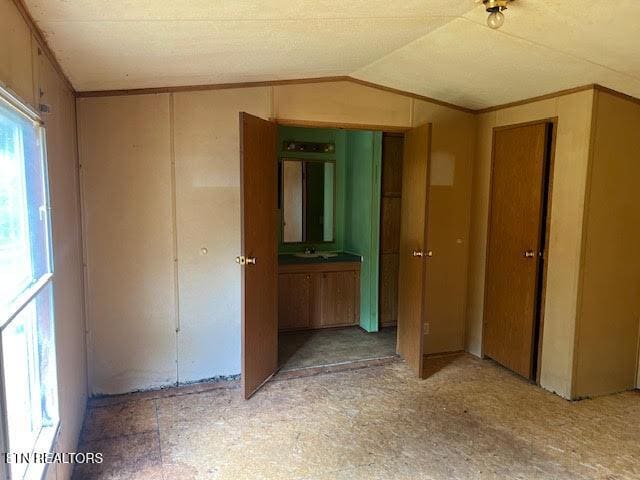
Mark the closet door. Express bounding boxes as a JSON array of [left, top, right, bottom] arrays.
[[397, 123, 432, 378], [483, 122, 550, 379], [239, 112, 278, 399]]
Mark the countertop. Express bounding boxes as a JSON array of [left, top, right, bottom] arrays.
[[278, 252, 362, 265]]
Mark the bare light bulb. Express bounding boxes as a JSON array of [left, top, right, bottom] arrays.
[[487, 10, 505, 29]]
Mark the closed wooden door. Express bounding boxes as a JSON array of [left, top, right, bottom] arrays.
[[239, 112, 278, 399], [397, 123, 432, 378], [484, 122, 551, 379]]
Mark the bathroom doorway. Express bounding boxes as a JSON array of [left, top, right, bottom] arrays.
[[276, 124, 397, 373], [239, 115, 433, 397]]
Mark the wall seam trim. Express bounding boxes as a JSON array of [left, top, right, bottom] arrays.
[[169, 93, 181, 385], [73, 97, 90, 398]]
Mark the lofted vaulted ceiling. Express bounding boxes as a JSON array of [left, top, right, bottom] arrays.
[[25, 0, 640, 109]]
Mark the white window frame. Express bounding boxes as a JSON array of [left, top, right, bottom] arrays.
[[0, 85, 59, 480]]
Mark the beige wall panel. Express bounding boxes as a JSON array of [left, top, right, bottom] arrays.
[[0, 0, 35, 104], [413, 101, 475, 354], [78, 94, 177, 395], [494, 98, 556, 126], [39, 55, 87, 480], [538, 90, 594, 398], [273, 81, 411, 127], [573, 92, 640, 397], [465, 91, 594, 398], [464, 111, 496, 356], [173, 87, 270, 382]]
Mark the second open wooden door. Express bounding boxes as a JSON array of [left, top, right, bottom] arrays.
[[397, 123, 432, 378]]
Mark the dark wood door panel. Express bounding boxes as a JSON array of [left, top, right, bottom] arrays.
[[380, 254, 399, 327], [382, 134, 404, 195], [484, 122, 549, 379], [380, 197, 401, 254], [240, 112, 278, 399], [397, 124, 431, 378]]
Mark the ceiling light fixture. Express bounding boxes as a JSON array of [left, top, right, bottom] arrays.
[[482, 0, 513, 29]]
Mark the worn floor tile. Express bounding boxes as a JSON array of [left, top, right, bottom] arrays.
[[73, 431, 162, 480], [279, 326, 397, 371], [74, 355, 640, 480], [80, 399, 158, 442]]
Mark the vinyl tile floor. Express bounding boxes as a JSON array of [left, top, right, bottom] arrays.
[[278, 326, 397, 372], [73, 354, 640, 480]]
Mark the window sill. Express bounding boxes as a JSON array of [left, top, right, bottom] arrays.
[[22, 423, 60, 480]]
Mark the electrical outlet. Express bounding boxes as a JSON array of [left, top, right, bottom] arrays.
[[424, 322, 430, 335]]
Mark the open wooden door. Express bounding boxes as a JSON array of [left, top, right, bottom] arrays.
[[396, 123, 432, 378], [239, 112, 278, 399]]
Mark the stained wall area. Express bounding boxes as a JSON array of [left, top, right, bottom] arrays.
[[1, 0, 87, 478], [77, 81, 476, 395]]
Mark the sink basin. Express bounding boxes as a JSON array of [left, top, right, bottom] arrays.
[[294, 252, 338, 259]]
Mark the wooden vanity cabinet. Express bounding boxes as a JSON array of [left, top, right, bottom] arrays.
[[278, 262, 360, 331]]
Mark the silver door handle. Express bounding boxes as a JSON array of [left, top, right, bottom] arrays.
[[236, 255, 257, 265], [412, 250, 433, 258], [523, 250, 536, 258]]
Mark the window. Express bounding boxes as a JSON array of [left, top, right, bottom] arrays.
[[0, 88, 58, 480]]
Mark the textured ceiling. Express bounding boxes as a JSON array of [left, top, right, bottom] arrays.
[[25, 0, 640, 109]]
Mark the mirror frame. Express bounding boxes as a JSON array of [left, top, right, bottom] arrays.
[[280, 157, 337, 245]]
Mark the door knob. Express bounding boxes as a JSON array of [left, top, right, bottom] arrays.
[[412, 250, 424, 257], [236, 255, 257, 265], [523, 250, 536, 258], [426, 250, 433, 257]]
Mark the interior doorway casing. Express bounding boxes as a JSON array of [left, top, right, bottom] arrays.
[[270, 118, 425, 376], [482, 118, 557, 382]]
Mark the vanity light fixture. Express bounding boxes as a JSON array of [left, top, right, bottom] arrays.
[[481, 0, 513, 29]]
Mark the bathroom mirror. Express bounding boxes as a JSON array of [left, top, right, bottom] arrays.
[[281, 159, 335, 244]]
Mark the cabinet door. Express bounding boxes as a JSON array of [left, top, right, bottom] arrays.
[[319, 271, 359, 327], [278, 273, 312, 330]]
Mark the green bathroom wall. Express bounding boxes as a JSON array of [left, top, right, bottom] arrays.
[[278, 126, 346, 253], [277, 126, 383, 332], [344, 131, 383, 332]]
